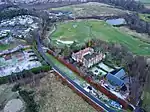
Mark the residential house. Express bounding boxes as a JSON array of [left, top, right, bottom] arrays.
[[72, 47, 105, 68]]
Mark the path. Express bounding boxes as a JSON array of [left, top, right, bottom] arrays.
[[46, 24, 56, 40]]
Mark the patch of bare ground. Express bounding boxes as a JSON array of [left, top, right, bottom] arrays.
[[28, 71, 97, 112]]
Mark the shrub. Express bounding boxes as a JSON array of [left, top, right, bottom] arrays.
[[19, 90, 39, 112], [12, 83, 21, 92], [0, 76, 8, 85]]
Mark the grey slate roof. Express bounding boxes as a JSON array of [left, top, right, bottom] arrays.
[[83, 53, 97, 60], [106, 73, 125, 87], [114, 69, 126, 79]]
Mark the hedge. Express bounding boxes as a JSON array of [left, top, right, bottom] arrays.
[[0, 76, 9, 85], [0, 65, 51, 85], [19, 89, 39, 112], [30, 65, 51, 74]]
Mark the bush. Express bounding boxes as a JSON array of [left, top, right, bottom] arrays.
[[30, 65, 51, 74], [0, 65, 51, 85], [19, 90, 39, 112], [12, 83, 21, 92], [0, 77, 8, 85]]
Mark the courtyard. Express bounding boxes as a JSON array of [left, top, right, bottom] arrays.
[[90, 62, 114, 78]]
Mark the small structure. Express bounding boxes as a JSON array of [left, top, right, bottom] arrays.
[[72, 47, 105, 68]]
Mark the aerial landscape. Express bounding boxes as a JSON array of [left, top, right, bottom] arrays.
[[0, 0, 150, 112]]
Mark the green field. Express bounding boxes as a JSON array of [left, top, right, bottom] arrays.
[[139, 14, 150, 22], [139, 0, 150, 8], [0, 44, 10, 51], [51, 19, 150, 56], [142, 91, 150, 112], [46, 53, 81, 81], [139, 0, 150, 4]]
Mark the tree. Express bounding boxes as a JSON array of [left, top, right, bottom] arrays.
[[70, 41, 80, 52], [63, 45, 70, 58]]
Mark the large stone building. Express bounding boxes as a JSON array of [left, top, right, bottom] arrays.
[[72, 47, 105, 68]]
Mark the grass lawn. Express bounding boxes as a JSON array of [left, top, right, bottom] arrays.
[[51, 19, 150, 56], [139, 0, 150, 8], [46, 53, 81, 81], [139, 0, 150, 4], [139, 13, 150, 22], [142, 91, 150, 112], [0, 44, 11, 51]]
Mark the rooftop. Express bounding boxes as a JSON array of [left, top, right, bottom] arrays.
[[106, 73, 125, 87], [111, 68, 126, 80], [83, 53, 97, 60]]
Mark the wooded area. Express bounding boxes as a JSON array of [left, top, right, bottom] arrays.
[[124, 13, 150, 35], [90, 39, 150, 104]]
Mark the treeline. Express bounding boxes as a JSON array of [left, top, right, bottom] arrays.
[[0, 4, 18, 11], [90, 39, 150, 105], [0, 65, 51, 85], [100, 0, 144, 11], [12, 84, 39, 112], [19, 90, 39, 112], [0, 7, 49, 21], [124, 13, 150, 35], [0, 8, 30, 21], [86, 0, 150, 13]]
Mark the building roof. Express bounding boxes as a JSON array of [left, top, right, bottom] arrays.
[[114, 69, 126, 79], [83, 53, 96, 60], [106, 73, 124, 87], [75, 47, 93, 55], [72, 47, 94, 61]]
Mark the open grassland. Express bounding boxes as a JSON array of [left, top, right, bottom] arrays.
[[51, 19, 150, 56], [139, 14, 150, 22], [0, 39, 27, 51], [142, 79, 150, 112], [51, 2, 127, 17], [142, 90, 150, 112], [30, 72, 97, 112], [145, 4, 150, 9], [0, 44, 10, 51], [138, 0, 150, 8], [0, 44, 21, 51], [46, 53, 85, 82], [139, 0, 150, 4], [118, 26, 150, 43]]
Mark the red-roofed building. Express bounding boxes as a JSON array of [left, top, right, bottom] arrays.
[[72, 47, 105, 68]]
